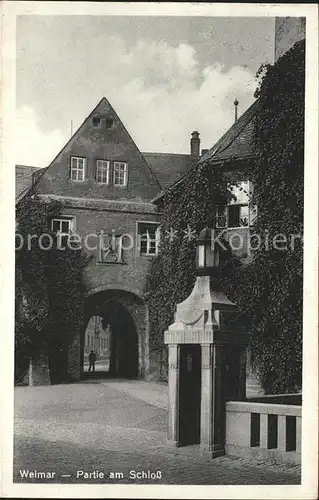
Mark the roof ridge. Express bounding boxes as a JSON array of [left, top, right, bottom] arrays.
[[201, 99, 259, 162], [142, 151, 190, 157], [18, 97, 161, 202], [152, 99, 259, 202], [15, 164, 41, 169], [17, 98, 108, 201]]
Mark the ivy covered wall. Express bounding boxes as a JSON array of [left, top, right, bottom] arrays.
[[146, 39, 304, 393], [15, 191, 88, 384]]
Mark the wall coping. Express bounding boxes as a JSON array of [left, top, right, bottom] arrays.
[[164, 328, 247, 345], [226, 401, 302, 417], [246, 392, 302, 399], [246, 393, 302, 404]]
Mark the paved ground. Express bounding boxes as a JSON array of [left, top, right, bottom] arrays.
[[14, 379, 301, 485], [83, 359, 110, 372]]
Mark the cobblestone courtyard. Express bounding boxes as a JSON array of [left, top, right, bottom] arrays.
[[14, 380, 301, 485]]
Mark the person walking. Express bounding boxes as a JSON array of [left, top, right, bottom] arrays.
[[88, 350, 97, 372]]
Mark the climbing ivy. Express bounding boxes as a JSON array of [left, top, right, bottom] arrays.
[[15, 190, 88, 383], [146, 39, 304, 393], [145, 161, 232, 357], [230, 39, 305, 393]]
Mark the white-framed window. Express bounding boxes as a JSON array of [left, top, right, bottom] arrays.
[[70, 156, 86, 181], [113, 162, 128, 186], [51, 216, 75, 247], [96, 160, 110, 184], [137, 222, 160, 256], [216, 181, 257, 228]]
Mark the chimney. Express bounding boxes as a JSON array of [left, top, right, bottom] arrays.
[[190, 131, 200, 161], [201, 148, 209, 156]]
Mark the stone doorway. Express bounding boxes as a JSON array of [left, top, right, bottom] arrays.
[[81, 291, 141, 380]]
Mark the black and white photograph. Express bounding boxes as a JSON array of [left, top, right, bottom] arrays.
[[1, 2, 318, 499]]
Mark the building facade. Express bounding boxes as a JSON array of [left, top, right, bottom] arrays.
[[16, 97, 200, 381], [84, 315, 111, 361], [16, 17, 305, 386]]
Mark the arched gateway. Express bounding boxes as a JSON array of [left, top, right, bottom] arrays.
[[67, 289, 149, 381]]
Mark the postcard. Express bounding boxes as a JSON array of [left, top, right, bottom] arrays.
[[1, 2, 318, 499]]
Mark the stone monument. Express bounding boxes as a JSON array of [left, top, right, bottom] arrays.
[[164, 227, 248, 457]]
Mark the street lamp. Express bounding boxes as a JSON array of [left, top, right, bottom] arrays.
[[164, 225, 247, 456], [195, 226, 237, 317], [196, 227, 219, 275]]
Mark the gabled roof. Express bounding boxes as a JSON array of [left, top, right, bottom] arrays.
[[16, 97, 162, 204], [200, 98, 259, 163], [15, 165, 42, 201], [142, 152, 192, 190], [152, 99, 259, 203]]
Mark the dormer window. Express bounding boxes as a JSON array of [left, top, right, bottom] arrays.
[[113, 162, 128, 187], [70, 156, 86, 182], [96, 160, 110, 184], [215, 181, 257, 228], [92, 116, 101, 127], [105, 118, 114, 129]]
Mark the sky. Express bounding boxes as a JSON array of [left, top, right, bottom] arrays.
[[16, 15, 275, 167]]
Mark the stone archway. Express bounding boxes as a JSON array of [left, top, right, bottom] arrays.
[[74, 289, 148, 380]]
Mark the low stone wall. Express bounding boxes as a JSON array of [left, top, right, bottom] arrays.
[[147, 347, 168, 382], [225, 401, 301, 465], [247, 393, 302, 406], [16, 355, 51, 386]]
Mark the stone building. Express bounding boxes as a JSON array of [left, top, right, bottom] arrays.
[[16, 97, 202, 381], [152, 16, 305, 393], [16, 16, 305, 385], [84, 315, 111, 361]]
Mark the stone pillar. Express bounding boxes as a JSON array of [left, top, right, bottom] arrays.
[[200, 343, 225, 457], [67, 331, 81, 382], [260, 413, 268, 448], [278, 415, 287, 452], [167, 344, 180, 447], [200, 344, 213, 453], [296, 416, 302, 454], [144, 303, 150, 379], [211, 344, 225, 456], [28, 353, 50, 386]]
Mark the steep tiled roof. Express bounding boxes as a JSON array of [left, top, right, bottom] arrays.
[[200, 99, 259, 163], [15, 165, 42, 200], [142, 152, 192, 190], [152, 99, 259, 203]]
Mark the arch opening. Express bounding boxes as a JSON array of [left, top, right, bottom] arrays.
[[82, 292, 140, 379]]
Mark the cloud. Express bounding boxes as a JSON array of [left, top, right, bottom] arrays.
[[16, 35, 257, 164], [103, 39, 256, 152], [16, 106, 67, 167]]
